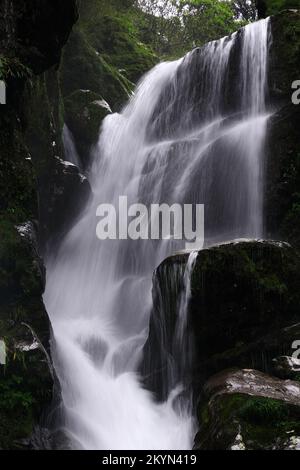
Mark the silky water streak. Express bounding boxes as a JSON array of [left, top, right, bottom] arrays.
[[44, 18, 271, 450]]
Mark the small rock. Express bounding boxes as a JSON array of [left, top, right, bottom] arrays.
[[272, 356, 300, 380]]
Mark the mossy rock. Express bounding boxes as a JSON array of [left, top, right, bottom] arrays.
[[269, 10, 300, 101], [0, 221, 47, 340], [265, 11, 300, 248], [266, 2, 300, 16], [61, 29, 133, 111], [64, 90, 111, 167], [196, 368, 300, 450], [142, 240, 300, 399], [0, 221, 52, 449], [81, 12, 157, 83]]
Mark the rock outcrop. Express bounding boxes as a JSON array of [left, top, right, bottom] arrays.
[[265, 10, 300, 247], [142, 240, 300, 400], [272, 355, 300, 380], [60, 0, 157, 168], [196, 368, 300, 450], [0, 0, 78, 449], [142, 18, 300, 450]]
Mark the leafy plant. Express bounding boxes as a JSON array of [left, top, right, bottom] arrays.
[[0, 56, 32, 81], [0, 375, 35, 411]]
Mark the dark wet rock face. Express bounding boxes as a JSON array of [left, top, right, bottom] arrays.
[[196, 369, 300, 450], [0, 0, 78, 73], [142, 241, 300, 400], [64, 90, 111, 169], [0, 222, 52, 449], [45, 157, 91, 244], [0, 0, 78, 449], [265, 11, 300, 248]]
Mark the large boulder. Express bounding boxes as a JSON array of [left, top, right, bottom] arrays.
[[196, 368, 300, 450], [142, 240, 300, 399], [64, 90, 111, 169], [60, 0, 158, 165]]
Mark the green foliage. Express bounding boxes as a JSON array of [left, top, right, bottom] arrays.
[[199, 392, 300, 449], [70, 0, 157, 87], [0, 375, 35, 411], [238, 397, 289, 424], [0, 121, 36, 223], [81, 9, 157, 83], [0, 56, 32, 81], [265, 0, 300, 16], [181, 0, 241, 48], [133, 0, 251, 59]]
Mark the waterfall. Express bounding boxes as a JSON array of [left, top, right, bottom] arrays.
[[44, 18, 271, 450]]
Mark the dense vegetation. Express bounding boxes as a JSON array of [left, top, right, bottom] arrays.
[[73, 1, 299, 62]]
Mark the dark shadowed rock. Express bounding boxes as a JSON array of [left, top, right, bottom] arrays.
[[0, 0, 78, 74], [64, 90, 111, 168], [265, 10, 300, 247], [0, 221, 53, 449], [142, 240, 300, 399], [272, 355, 300, 380], [43, 157, 91, 246], [0, 0, 78, 449]]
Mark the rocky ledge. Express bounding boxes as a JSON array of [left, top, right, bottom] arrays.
[[196, 368, 300, 450]]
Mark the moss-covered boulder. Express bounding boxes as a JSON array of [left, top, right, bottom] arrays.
[[142, 240, 300, 398], [196, 368, 300, 450], [0, 0, 78, 74], [64, 90, 111, 168], [60, 0, 158, 166], [77, 0, 157, 82], [61, 29, 133, 109], [60, 28, 132, 164], [265, 2, 299, 17], [0, 221, 52, 449]]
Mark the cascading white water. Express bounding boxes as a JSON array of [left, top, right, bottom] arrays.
[[62, 125, 81, 168], [44, 18, 271, 450]]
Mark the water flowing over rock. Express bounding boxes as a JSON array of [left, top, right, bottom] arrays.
[[142, 240, 300, 399], [44, 18, 275, 449]]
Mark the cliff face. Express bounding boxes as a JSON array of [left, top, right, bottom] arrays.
[[0, 0, 78, 449], [265, 10, 300, 247], [143, 241, 300, 399]]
